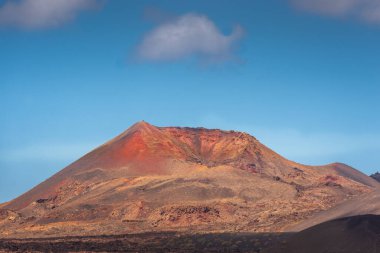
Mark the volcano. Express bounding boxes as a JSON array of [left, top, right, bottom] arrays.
[[0, 122, 377, 238]]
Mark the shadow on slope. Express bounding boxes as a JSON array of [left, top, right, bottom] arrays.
[[266, 214, 380, 253]]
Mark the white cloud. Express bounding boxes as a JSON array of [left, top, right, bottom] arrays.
[[291, 0, 380, 24], [137, 13, 244, 62], [0, 0, 100, 29]]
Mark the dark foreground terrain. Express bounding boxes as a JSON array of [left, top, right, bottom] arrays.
[[266, 214, 380, 253], [0, 232, 292, 253], [2, 215, 380, 252]]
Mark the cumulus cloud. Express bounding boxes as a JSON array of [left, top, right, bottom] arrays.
[[291, 0, 380, 24], [137, 13, 244, 62], [0, 0, 100, 29]]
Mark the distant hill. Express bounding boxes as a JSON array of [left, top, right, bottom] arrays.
[[0, 122, 377, 238], [371, 172, 380, 182]]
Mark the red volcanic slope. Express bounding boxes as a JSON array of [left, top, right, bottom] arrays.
[[5, 121, 299, 210]]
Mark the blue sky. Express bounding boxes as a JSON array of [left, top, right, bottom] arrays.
[[1, 0, 380, 203]]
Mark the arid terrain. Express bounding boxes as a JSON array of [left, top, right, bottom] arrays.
[[0, 122, 379, 252], [0, 232, 293, 252], [1, 215, 379, 252], [286, 187, 380, 232]]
